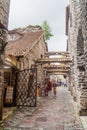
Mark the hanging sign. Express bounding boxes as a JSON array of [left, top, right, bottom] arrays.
[[5, 86, 13, 104]]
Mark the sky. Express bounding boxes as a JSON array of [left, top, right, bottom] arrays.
[[8, 0, 69, 52]]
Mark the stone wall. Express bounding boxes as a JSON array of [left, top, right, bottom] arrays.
[[21, 36, 47, 85], [0, 0, 10, 120], [78, 0, 87, 115], [67, 0, 87, 115], [0, 0, 10, 27], [68, 0, 80, 101]]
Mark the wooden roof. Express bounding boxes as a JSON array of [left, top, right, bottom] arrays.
[[6, 30, 44, 56]]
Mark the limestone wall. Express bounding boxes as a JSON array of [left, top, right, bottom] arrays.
[[68, 0, 79, 100], [78, 0, 87, 115], [68, 0, 87, 115], [0, 0, 10, 28], [0, 0, 10, 120], [67, 0, 86, 115]]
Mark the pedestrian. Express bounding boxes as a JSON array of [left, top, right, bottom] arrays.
[[47, 79, 52, 91], [52, 80, 57, 96], [45, 84, 49, 96]]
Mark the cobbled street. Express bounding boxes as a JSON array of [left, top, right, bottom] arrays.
[[3, 87, 84, 130]]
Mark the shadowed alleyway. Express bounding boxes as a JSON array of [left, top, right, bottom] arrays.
[[3, 87, 84, 130]]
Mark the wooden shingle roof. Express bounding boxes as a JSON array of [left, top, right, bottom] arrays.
[[6, 30, 44, 56]]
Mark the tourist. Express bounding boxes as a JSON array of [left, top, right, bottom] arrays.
[[52, 80, 57, 96]]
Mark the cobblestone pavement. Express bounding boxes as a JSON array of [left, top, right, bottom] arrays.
[[3, 87, 84, 130]]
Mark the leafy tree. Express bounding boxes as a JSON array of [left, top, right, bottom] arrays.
[[41, 20, 53, 40]]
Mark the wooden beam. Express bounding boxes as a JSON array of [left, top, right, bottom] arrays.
[[35, 58, 72, 64], [45, 51, 70, 56], [48, 72, 67, 75], [44, 65, 70, 69], [47, 69, 70, 73]]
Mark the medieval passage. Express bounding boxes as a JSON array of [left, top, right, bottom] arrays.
[[0, 0, 87, 130]]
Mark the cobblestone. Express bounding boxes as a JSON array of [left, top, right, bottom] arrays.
[[3, 87, 84, 130]]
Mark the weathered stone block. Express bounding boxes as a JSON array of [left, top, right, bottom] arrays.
[[80, 98, 87, 109], [80, 83, 87, 89], [80, 89, 87, 97]]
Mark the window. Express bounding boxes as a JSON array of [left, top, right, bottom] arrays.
[[8, 34, 15, 41]]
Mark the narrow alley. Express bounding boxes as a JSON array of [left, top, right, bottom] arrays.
[[1, 0, 87, 130], [3, 87, 84, 130]]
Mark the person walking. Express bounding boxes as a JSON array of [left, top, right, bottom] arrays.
[[52, 80, 57, 96]]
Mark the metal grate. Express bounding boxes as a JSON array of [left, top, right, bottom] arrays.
[[16, 69, 37, 107]]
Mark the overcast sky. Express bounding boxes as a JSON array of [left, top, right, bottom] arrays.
[[8, 0, 69, 51]]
